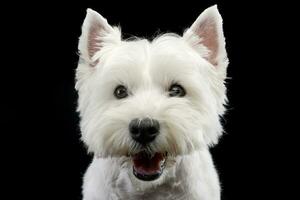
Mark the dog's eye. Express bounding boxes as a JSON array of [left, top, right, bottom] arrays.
[[168, 84, 186, 97], [114, 85, 128, 99]]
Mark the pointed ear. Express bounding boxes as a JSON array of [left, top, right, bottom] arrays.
[[78, 9, 121, 66], [184, 5, 228, 69]]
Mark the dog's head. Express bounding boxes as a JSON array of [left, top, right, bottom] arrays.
[[76, 5, 228, 182]]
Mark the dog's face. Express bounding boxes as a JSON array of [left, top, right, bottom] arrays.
[[76, 5, 228, 183]]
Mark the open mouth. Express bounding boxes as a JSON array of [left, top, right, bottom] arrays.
[[132, 151, 167, 181]]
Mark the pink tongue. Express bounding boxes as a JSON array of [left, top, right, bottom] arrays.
[[133, 152, 164, 175]]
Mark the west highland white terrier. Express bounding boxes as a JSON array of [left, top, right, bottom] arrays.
[[76, 5, 229, 200]]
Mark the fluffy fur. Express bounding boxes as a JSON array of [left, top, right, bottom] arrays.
[[76, 5, 228, 200]]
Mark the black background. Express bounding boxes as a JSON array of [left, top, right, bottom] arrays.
[[3, 0, 292, 199]]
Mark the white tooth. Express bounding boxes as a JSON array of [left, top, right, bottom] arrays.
[[160, 158, 166, 168]]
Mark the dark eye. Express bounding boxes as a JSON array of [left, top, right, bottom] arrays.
[[114, 85, 128, 99], [168, 84, 186, 97]]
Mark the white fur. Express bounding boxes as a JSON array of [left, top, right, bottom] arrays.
[[76, 5, 228, 200]]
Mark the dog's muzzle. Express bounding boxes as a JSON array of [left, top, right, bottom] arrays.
[[129, 118, 166, 181]]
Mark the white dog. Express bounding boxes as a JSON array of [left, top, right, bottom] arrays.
[[76, 5, 228, 200]]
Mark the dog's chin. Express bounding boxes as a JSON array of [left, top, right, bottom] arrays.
[[131, 151, 167, 181]]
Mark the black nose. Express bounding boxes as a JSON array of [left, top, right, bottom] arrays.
[[129, 118, 160, 144]]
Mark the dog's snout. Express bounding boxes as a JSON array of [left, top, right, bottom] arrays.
[[129, 118, 160, 144]]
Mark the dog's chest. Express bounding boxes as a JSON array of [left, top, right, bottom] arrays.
[[116, 182, 188, 200]]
